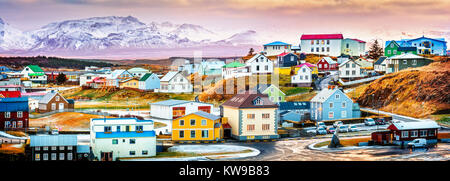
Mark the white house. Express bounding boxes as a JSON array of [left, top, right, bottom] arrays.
[[159, 71, 193, 93], [339, 59, 363, 78], [374, 56, 388, 72], [79, 73, 99, 86], [291, 64, 313, 87], [90, 118, 156, 161], [127, 67, 151, 78], [222, 61, 251, 79], [105, 70, 133, 87], [149, 99, 217, 120], [21, 65, 47, 84], [263, 41, 292, 56], [300, 34, 344, 57], [245, 53, 274, 75]]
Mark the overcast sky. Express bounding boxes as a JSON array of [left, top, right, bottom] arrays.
[[1, 0, 449, 45]]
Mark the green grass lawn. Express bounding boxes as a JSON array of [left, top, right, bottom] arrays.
[[282, 87, 311, 96]]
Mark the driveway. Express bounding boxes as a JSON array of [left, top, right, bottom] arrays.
[[317, 71, 338, 90]]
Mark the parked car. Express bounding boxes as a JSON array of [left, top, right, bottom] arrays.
[[407, 138, 427, 149], [338, 125, 348, 133], [348, 125, 359, 132], [50, 128, 59, 135], [375, 118, 386, 125], [364, 118, 376, 126], [317, 122, 327, 129], [333, 121, 343, 128], [316, 127, 327, 135], [327, 127, 336, 134]]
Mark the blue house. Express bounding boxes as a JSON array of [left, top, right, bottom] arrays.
[[386, 36, 447, 56], [0, 66, 11, 73], [138, 73, 160, 91], [310, 86, 357, 121], [277, 52, 299, 67], [198, 60, 225, 76]]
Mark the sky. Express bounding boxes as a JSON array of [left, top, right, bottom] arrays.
[[0, 0, 449, 46]]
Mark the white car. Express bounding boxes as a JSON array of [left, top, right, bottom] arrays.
[[407, 138, 427, 148], [364, 118, 376, 126], [338, 125, 348, 133], [333, 121, 343, 128], [348, 125, 359, 132], [317, 122, 327, 129]]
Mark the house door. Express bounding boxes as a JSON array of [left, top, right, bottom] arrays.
[[59, 103, 64, 110], [101, 152, 113, 161]]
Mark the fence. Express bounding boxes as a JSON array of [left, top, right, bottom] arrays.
[[29, 109, 112, 119], [339, 75, 384, 86]]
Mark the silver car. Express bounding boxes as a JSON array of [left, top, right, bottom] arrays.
[[316, 127, 327, 135], [348, 125, 359, 132], [338, 125, 348, 133]]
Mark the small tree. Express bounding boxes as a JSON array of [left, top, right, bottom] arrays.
[[56, 73, 67, 85], [368, 39, 384, 60], [247, 48, 255, 56]]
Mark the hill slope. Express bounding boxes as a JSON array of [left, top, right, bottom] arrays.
[[356, 60, 450, 118]]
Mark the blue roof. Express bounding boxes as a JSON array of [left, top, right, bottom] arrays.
[[77, 145, 90, 153], [374, 56, 387, 65], [0, 97, 29, 112], [96, 131, 156, 138], [281, 111, 302, 122], [264, 41, 291, 46], [278, 102, 310, 110], [30, 135, 78, 147]]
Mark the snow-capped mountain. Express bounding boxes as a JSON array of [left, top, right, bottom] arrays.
[[0, 16, 260, 58]]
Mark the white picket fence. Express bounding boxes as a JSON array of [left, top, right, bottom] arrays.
[[339, 75, 384, 86]]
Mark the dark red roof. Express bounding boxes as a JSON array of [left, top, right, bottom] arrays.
[[300, 34, 343, 40], [221, 91, 278, 109], [351, 39, 366, 43], [222, 123, 232, 129]]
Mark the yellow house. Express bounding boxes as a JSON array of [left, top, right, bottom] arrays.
[[172, 111, 223, 141], [274, 67, 292, 75], [294, 63, 318, 75], [119, 78, 140, 89]]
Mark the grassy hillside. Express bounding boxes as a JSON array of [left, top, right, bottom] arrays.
[[0, 56, 114, 70], [355, 60, 450, 118]]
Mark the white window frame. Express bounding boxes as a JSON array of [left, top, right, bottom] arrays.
[[401, 131, 408, 138], [411, 131, 418, 137], [420, 130, 427, 137], [328, 111, 334, 118]]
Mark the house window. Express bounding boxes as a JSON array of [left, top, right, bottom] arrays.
[[51, 153, 57, 160], [130, 139, 136, 144], [311, 40, 314, 45], [190, 119, 196, 126], [51, 103, 56, 110], [328, 111, 334, 118], [262, 113, 270, 119], [117, 126, 121, 132], [329, 102, 333, 108], [322, 47, 325, 52], [190, 130, 196, 138], [67, 153, 73, 161], [202, 130, 209, 138], [316, 40, 319, 45], [35, 147, 40, 151], [43, 153, 48, 161], [429, 130, 435, 136], [59, 146, 65, 150], [327, 40, 330, 45], [327, 47, 330, 52], [247, 114, 255, 119], [201, 119, 207, 126], [316, 47, 319, 52], [129, 151, 136, 155], [104, 126, 111, 133], [67, 146, 72, 150], [335, 94, 340, 99], [247, 124, 255, 131], [411, 131, 418, 137], [142, 150, 148, 155], [393, 50, 397, 54], [324, 64, 327, 68], [35, 154, 40, 161], [352, 70, 356, 75], [388, 50, 391, 54], [342, 111, 347, 118], [352, 63, 356, 68], [51, 146, 57, 150], [59, 153, 65, 160], [55, 96, 60, 101], [412, 60, 417, 65], [401, 131, 408, 138], [43, 147, 48, 151], [311, 48, 314, 52], [420, 130, 427, 137], [5, 112, 10, 118], [346, 63, 349, 68], [17, 111, 23, 118], [112, 139, 118, 144], [179, 119, 184, 126], [342, 102, 346, 108], [179, 130, 184, 138], [135, 125, 143, 132], [262, 124, 270, 131]]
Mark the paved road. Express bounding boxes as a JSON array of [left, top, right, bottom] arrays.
[[317, 71, 338, 90], [360, 107, 434, 123]]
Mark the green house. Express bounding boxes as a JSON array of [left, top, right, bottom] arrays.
[[387, 53, 433, 73], [253, 84, 286, 103], [385, 41, 418, 57]]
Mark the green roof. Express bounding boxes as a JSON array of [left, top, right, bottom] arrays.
[[223, 61, 245, 68], [27, 65, 44, 72], [139, 73, 153, 81]]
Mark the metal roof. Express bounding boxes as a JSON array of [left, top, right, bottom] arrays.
[[374, 56, 387, 65], [38, 92, 68, 104], [160, 71, 179, 82], [95, 131, 156, 138], [389, 121, 440, 131], [30, 135, 78, 147], [77, 145, 90, 153], [390, 53, 429, 60], [264, 41, 291, 46], [300, 34, 343, 40], [0, 97, 29, 112], [150, 99, 190, 106], [190, 111, 221, 121], [310, 88, 340, 103], [278, 102, 310, 110], [281, 111, 302, 122]]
